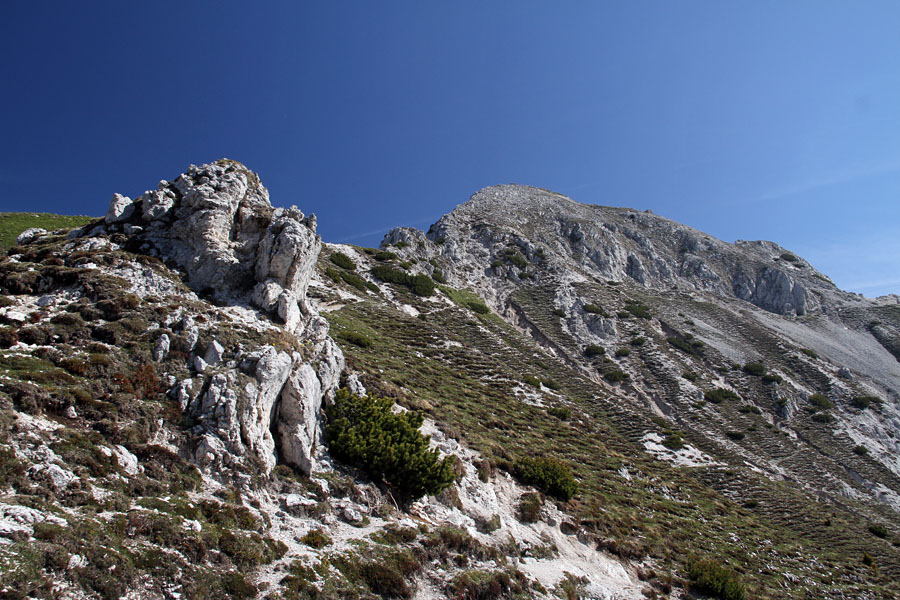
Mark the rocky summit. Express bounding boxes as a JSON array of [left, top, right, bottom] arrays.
[[0, 161, 898, 599]]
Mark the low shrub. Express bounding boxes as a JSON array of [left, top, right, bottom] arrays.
[[662, 432, 685, 450], [523, 375, 541, 388], [583, 344, 605, 357], [780, 252, 798, 262], [725, 431, 745, 441], [704, 388, 740, 404], [742, 362, 765, 376], [551, 308, 566, 317], [667, 336, 704, 357], [682, 371, 698, 382], [325, 389, 455, 501], [300, 528, 332, 548], [762, 373, 783, 384], [374, 250, 397, 261], [868, 524, 888, 539], [546, 406, 571, 420], [809, 393, 832, 410], [853, 445, 868, 456], [630, 337, 646, 347], [518, 493, 542, 523], [465, 299, 489, 314], [370, 265, 435, 297], [800, 348, 818, 359], [603, 369, 628, 383], [738, 405, 762, 415], [511, 456, 578, 501], [624, 300, 651, 319], [583, 303, 609, 316], [851, 395, 880, 410], [614, 347, 631, 358], [338, 330, 373, 348], [687, 558, 745, 600]]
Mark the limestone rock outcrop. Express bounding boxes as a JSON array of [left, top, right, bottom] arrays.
[[79, 160, 344, 477]]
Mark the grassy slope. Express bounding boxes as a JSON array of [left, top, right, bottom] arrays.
[[318, 253, 900, 600], [0, 212, 95, 253]]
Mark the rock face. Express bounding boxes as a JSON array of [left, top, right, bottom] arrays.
[[382, 184, 834, 317], [81, 160, 344, 477]]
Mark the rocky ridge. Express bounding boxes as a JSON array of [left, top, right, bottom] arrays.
[[1, 166, 899, 598]]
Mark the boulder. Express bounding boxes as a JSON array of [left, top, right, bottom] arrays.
[[105, 193, 135, 223]]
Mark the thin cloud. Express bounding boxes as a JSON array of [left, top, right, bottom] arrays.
[[754, 159, 900, 203]]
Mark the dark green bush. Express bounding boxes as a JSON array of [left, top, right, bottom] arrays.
[[800, 348, 818, 359], [583, 344, 605, 357], [502, 249, 528, 269], [431, 270, 446, 284], [329, 252, 355, 270], [583, 303, 609, 316], [325, 389, 455, 501], [762, 373, 783, 384], [868, 524, 888, 538], [742, 362, 766, 376], [374, 251, 397, 261], [542, 379, 561, 391], [662, 432, 685, 450], [338, 330, 372, 348], [812, 413, 833, 423], [512, 456, 578, 501], [465, 299, 489, 314], [725, 431, 745, 441], [523, 375, 541, 388], [603, 369, 628, 383], [370, 265, 435, 297], [630, 336, 646, 347], [551, 308, 566, 317], [853, 445, 868, 456], [667, 336, 704, 357], [809, 393, 832, 410], [624, 300, 651, 319], [614, 347, 631, 358], [705, 388, 740, 404], [851, 395, 880, 410], [687, 558, 745, 600], [738, 405, 762, 415], [780, 252, 798, 262], [546, 406, 571, 420], [682, 371, 698, 382]]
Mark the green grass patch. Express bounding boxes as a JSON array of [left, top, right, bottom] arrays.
[[0, 212, 94, 253]]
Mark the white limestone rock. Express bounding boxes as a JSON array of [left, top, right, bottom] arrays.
[[105, 193, 135, 223]]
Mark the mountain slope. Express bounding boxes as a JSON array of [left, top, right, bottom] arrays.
[[1, 166, 898, 599]]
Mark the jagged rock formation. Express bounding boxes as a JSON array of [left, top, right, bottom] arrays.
[[60, 160, 344, 479]]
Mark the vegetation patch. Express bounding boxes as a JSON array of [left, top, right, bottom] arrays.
[[623, 300, 651, 319], [325, 389, 455, 501], [704, 388, 740, 404], [667, 335, 704, 357], [329, 252, 356, 270], [808, 393, 832, 410], [687, 558, 745, 600], [370, 265, 434, 296], [742, 362, 766, 376], [511, 456, 578, 501]]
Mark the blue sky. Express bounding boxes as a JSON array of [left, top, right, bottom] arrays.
[[2, 2, 899, 296]]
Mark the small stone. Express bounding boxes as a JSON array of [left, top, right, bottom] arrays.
[[124, 224, 143, 235], [36, 295, 54, 307], [64, 406, 77, 419]]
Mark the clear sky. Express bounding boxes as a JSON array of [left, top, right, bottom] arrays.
[[2, 2, 899, 296]]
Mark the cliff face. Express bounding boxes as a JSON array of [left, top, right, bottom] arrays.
[[2, 168, 900, 599]]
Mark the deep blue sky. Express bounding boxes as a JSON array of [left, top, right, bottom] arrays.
[[2, 2, 899, 296]]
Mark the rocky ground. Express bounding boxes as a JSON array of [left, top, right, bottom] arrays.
[[0, 162, 898, 599]]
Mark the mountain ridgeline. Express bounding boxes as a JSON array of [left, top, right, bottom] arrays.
[[1, 162, 898, 599]]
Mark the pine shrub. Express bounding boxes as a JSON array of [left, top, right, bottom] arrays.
[[687, 559, 745, 600], [511, 456, 578, 501], [329, 252, 355, 270], [325, 389, 455, 501]]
